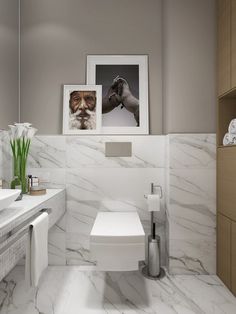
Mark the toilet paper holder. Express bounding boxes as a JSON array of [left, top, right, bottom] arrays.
[[142, 182, 165, 280], [144, 183, 163, 199]]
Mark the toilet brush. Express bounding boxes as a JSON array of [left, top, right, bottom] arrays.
[[148, 223, 160, 277]]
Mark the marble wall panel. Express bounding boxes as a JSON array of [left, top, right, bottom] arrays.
[[0, 133, 216, 273], [167, 134, 216, 274], [64, 136, 167, 266]]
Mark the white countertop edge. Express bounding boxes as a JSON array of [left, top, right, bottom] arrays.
[[0, 189, 65, 232]]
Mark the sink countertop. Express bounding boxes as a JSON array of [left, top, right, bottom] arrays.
[[0, 189, 65, 237]]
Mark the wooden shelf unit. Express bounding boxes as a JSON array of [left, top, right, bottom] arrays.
[[217, 144, 236, 295], [217, 0, 236, 297], [217, 92, 236, 146], [218, 0, 236, 97]]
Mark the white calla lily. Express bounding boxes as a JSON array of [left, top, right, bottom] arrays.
[[23, 123, 32, 128], [8, 123, 37, 140], [27, 127, 38, 139], [15, 124, 25, 138]]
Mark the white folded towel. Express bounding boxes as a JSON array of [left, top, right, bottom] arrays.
[[25, 212, 49, 288], [223, 133, 236, 146], [228, 119, 236, 134]]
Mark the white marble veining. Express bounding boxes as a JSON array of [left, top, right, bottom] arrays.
[[169, 238, 216, 275], [66, 136, 166, 168], [0, 266, 236, 314], [48, 225, 66, 266], [0, 134, 167, 267], [65, 166, 166, 265], [0, 133, 11, 185], [0, 133, 3, 180], [63, 135, 167, 266], [169, 134, 216, 169], [167, 134, 216, 275], [66, 168, 165, 201], [28, 136, 66, 168], [0, 133, 216, 274], [169, 169, 216, 240]]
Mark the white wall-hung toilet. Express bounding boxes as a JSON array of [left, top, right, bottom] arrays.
[[90, 212, 145, 271]]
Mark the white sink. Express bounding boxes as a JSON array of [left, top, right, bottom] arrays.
[[0, 189, 21, 212]]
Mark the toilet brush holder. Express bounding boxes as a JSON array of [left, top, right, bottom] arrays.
[[148, 234, 160, 276], [142, 234, 165, 280]]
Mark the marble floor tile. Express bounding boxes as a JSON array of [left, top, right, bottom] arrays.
[[0, 266, 236, 314]]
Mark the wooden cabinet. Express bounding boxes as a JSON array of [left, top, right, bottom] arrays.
[[217, 0, 236, 297], [217, 214, 231, 289], [218, 147, 236, 221], [218, 0, 236, 96], [217, 147, 236, 296], [218, 0, 231, 95], [232, 0, 236, 88], [232, 221, 236, 295], [217, 214, 236, 294]]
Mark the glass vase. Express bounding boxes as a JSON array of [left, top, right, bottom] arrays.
[[11, 154, 28, 194], [19, 156, 28, 194], [10, 155, 23, 200], [11, 155, 21, 188]]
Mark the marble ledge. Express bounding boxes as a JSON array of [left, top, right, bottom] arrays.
[[0, 189, 65, 238]]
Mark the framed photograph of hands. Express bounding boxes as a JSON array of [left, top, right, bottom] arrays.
[[86, 55, 149, 134]]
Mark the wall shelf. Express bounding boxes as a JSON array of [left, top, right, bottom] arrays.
[[217, 96, 236, 146], [218, 145, 236, 149], [219, 87, 236, 99]]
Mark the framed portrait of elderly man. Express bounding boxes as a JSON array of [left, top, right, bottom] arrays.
[[86, 55, 149, 134], [63, 85, 102, 134]]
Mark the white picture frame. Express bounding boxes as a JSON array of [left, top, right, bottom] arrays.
[[63, 85, 102, 134], [87, 55, 149, 134]]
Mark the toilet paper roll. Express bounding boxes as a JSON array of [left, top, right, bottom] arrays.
[[147, 194, 160, 212]]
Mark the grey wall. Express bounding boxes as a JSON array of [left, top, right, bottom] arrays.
[[20, 0, 162, 134], [17, 0, 216, 134], [0, 0, 19, 129], [163, 0, 216, 133]]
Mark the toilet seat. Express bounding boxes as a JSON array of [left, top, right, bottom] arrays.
[[90, 212, 145, 271]]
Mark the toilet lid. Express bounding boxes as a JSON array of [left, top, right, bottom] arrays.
[[90, 212, 145, 244]]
